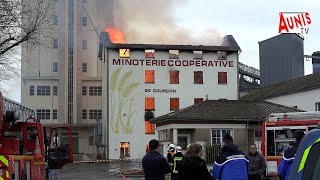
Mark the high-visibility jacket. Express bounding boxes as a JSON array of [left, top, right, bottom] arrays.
[[172, 155, 183, 174]]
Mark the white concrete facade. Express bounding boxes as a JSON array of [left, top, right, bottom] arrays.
[[102, 47, 240, 159], [266, 88, 320, 111], [21, 0, 113, 155]]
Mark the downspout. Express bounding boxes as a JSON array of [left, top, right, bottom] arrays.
[[246, 120, 248, 153]]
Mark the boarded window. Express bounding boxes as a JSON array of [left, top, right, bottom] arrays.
[[145, 97, 155, 111], [145, 49, 155, 58], [145, 120, 156, 134], [169, 70, 179, 84], [218, 72, 227, 84], [194, 98, 203, 104], [194, 71, 203, 84], [145, 70, 155, 83], [170, 98, 179, 111]]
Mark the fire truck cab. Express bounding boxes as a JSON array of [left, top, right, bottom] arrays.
[[261, 112, 320, 177], [0, 92, 73, 180]]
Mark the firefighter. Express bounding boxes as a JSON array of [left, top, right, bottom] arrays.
[[171, 146, 184, 180], [167, 146, 175, 166], [278, 130, 305, 180]]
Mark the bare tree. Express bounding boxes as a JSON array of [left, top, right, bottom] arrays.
[[0, 0, 53, 84]]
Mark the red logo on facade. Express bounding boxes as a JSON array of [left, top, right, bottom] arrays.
[[278, 12, 311, 34]]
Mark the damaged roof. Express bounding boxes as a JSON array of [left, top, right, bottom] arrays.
[[98, 32, 241, 60], [241, 72, 320, 101], [150, 100, 304, 124]]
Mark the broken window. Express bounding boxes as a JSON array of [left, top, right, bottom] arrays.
[[193, 50, 203, 59], [169, 50, 179, 59], [145, 49, 155, 58], [217, 51, 227, 60]]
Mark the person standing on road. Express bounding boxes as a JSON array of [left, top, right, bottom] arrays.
[[142, 139, 172, 180], [278, 130, 305, 180], [246, 144, 266, 180], [212, 134, 249, 180], [178, 143, 212, 180]]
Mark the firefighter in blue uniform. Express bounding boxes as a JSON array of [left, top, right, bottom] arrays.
[[278, 130, 305, 180]]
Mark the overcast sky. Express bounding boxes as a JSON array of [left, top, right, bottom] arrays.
[[2, 0, 320, 102]]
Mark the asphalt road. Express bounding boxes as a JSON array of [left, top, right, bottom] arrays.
[[55, 161, 146, 180]]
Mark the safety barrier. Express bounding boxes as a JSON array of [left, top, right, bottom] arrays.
[[73, 159, 133, 163]]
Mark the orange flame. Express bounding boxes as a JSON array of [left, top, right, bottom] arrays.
[[105, 26, 126, 43]]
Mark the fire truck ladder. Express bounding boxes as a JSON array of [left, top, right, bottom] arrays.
[[3, 96, 35, 121], [268, 112, 320, 122]]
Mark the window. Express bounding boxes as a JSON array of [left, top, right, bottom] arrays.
[[82, 40, 87, 49], [53, 109, 57, 119], [211, 129, 232, 145], [159, 130, 167, 141], [218, 72, 228, 84], [193, 50, 203, 59], [82, 17, 87, 26], [145, 97, 155, 111], [217, 51, 227, 60], [194, 71, 203, 84], [89, 136, 93, 145], [89, 110, 102, 120], [53, 86, 58, 96], [37, 109, 50, 119], [82, 86, 87, 96], [82, 63, 87, 72], [120, 142, 130, 157], [170, 98, 179, 111], [53, 15, 58, 25], [316, 102, 320, 111], [169, 50, 179, 59], [29, 86, 34, 96], [169, 71, 179, 84], [254, 129, 262, 141], [145, 70, 155, 83], [145, 121, 156, 134], [89, 86, 102, 96], [52, 62, 58, 72], [145, 49, 155, 58], [194, 98, 203, 104], [53, 38, 58, 49], [37, 86, 50, 96], [82, 110, 87, 119]]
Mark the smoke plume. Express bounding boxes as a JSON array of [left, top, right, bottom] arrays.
[[112, 0, 223, 45]]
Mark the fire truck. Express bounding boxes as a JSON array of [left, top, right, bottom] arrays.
[[0, 92, 73, 180], [261, 112, 320, 177]]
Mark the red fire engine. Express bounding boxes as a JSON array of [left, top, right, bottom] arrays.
[[261, 112, 320, 177], [0, 92, 73, 180]]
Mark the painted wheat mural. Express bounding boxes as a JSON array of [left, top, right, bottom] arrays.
[[110, 67, 140, 134]]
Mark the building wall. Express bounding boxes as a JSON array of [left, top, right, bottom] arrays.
[[21, 0, 113, 155], [259, 34, 304, 87], [266, 89, 320, 111], [103, 48, 239, 159]]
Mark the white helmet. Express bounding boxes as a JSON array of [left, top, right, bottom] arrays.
[[169, 144, 175, 148], [175, 146, 182, 152], [187, 144, 191, 148]]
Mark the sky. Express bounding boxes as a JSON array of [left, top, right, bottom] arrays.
[[2, 0, 320, 102]]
